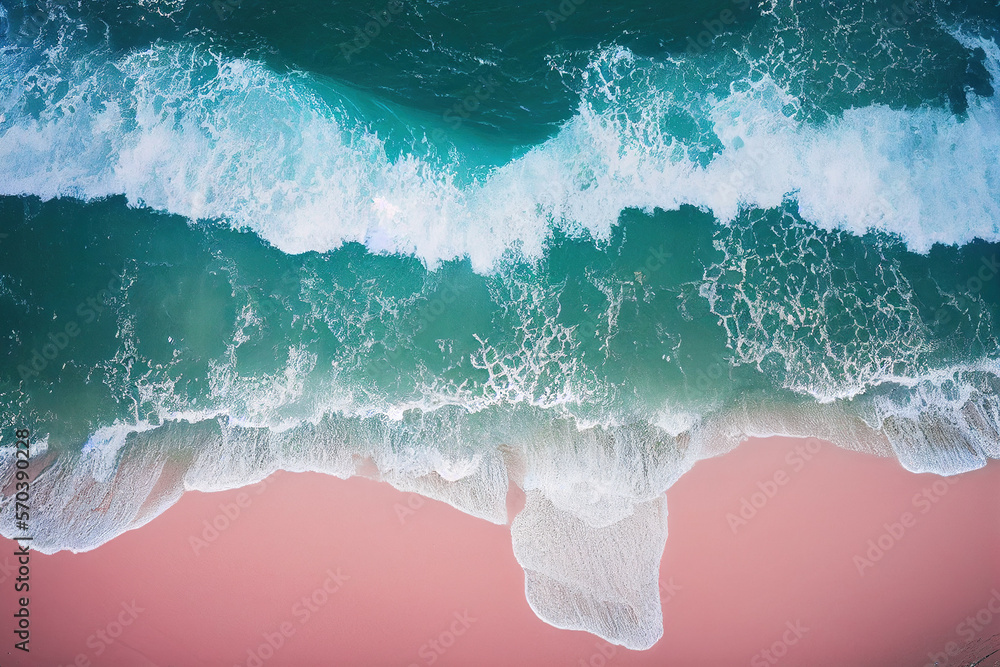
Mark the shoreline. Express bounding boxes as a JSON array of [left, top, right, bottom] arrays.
[[0, 435, 996, 666]]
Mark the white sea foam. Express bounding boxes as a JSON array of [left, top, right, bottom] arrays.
[[512, 492, 669, 650], [2, 34, 1000, 272], [0, 370, 996, 646]]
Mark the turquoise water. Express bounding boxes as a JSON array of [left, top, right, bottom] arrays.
[[1, 0, 1000, 648]]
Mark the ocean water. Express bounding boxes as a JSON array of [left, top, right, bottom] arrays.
[[1, 0, 999, 649]]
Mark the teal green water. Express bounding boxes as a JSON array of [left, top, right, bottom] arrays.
[[2, 193, 998, 454], [1, 0, 999, 540]]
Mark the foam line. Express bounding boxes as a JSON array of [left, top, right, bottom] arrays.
[[2, 35, 1000, 271]]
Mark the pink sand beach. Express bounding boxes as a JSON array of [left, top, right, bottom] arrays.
[[1, 435, 998, 666]]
